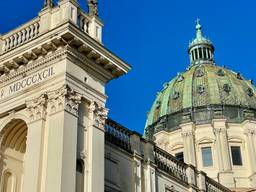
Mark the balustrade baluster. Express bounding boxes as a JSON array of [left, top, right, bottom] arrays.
[[5, 38, 10, 51], [13, 34, 18, 47], [21, 29, 26, 43], [30, 25, 35, 38], [34, 23, 39, 35], [17, 31, 22, 45], [26, 27, 30, 40]]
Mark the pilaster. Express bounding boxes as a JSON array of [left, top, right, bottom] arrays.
[[23, 94, 48, 192], [181, 122, 197, 166], [212, 119, 231, 171], [44, 85, 81, 192], [144, 161, 156, 192], [85, 101, 108, 192], [0, 36, 3, 53], [244, 121, 256, 187], [130, 133, 143, 192], [212, 119, 234, 188]]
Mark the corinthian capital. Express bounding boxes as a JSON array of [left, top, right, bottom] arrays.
[[181, 130, 194, 138], [48, 85, 81, 116], [26, 94, 48, 121], [244, 128, 256, 136], [213, 127, 226, 135], [88, 101, 108, 129]]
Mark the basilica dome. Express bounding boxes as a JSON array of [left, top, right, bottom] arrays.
[[144, 20, 256, 140]]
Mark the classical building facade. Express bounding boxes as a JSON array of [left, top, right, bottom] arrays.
[[145, 20, 256, 192], [0, 1, 246, 192]]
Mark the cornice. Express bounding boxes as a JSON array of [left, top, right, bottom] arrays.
[[0, 48, 66, 86], [0, 21, 130, 82]]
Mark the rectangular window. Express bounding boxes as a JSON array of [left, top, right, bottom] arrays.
[[175, 152, 184, 162], [202, 147, 213, 167], [231, 146, 242, 166]]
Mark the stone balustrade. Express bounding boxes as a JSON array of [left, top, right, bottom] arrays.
[[206, 177, 231, 192], [154, 145, 188, 183], [105, 118, 232, 192], [0, 3, 103, 56], [2, 18, 40, 52], [78, 11, 90, 34], [105, 118, 132, 152]]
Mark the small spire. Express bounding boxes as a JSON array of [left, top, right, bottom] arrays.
[[88, 0, 99, 17], [195, 18, 203, 39], [43, 0, 54, 9]]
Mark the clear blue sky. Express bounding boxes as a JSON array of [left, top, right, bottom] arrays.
[[1, 1, 256, 134]]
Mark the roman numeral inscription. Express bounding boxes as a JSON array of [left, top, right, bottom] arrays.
[[0, 66, 55, 100]]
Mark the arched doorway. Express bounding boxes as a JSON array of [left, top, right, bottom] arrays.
[[0, 119, 28, 192]]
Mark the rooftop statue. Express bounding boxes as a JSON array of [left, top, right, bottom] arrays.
[[88, 0, 99, 16], [43, 0, 54, 9]]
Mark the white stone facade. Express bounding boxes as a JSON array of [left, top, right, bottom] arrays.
[[0, 1, 234, 192], [154, 120, 256, 191]]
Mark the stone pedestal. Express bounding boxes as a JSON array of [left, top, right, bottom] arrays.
[[218, 171, 234, 188]]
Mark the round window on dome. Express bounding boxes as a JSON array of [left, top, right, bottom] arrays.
[[223, 84, 231, 93], [197, 85, 205, 95], [247, 88, 254, 97], [172, 91, 180, 100], [195, 68, 204, 77], [217, 69, 225, 76]]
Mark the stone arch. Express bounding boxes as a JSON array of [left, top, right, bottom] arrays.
[[196, 136, 215, 152], [196, 136, 215, 145], [170, 142, 184, 152], [0, 118, 28, 192]]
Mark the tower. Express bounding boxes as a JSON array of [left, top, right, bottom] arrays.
[[145, 20, 256, 191], [0, 1, 130, 192]]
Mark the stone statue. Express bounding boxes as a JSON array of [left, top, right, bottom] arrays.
[[88, 0, 99, 16], [43, 0, 54, 9]]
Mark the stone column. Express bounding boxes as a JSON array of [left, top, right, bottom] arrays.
[[212, 119, 234, 188], [84, 101, 108, 192], [181, 122, 197, 166], [44, 85, 81, 192], [23, 94, 48, 192]]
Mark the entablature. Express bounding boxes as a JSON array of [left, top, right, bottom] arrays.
[[0, 21, 130, 86]]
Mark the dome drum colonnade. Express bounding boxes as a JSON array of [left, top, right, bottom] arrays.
[[144, 20, 256, 190]]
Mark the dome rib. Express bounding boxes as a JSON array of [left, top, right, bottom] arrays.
[[145, 64, 256, 139]]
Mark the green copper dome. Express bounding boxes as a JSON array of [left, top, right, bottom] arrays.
[[144, 21, 256, 140]]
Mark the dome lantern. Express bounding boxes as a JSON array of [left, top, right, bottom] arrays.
[[188, 19, 215, 65], [144, 20, 256, 140]]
